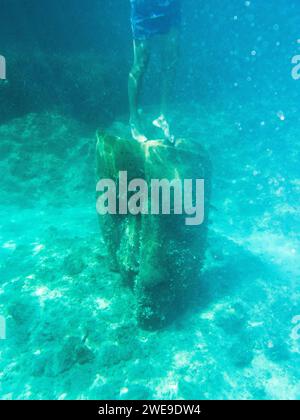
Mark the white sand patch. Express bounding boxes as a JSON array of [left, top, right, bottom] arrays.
[[173, 351, 192, 368], [244, 231, 299, 270], [200, 311, 215, 320], [32, 243, 45, 255], [252, 354, 299, 400], [156, 372, 179, 399], [33, 286, 63, 303], [95, 298, 111, 311], [216, 226, 300, 275], [120, 387, 129, 396], [2, 241, 16, 250]]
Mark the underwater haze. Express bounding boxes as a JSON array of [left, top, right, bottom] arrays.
[[0, 0, 300, 400]]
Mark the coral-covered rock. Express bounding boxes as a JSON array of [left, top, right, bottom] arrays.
[[96, 131, 212, 329]]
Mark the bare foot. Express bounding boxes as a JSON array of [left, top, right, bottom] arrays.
[[130, 121, 148, 143], [153, 115, 175, 144]]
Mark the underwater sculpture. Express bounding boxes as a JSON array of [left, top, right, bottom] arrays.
[[96, 131, 212, 329]]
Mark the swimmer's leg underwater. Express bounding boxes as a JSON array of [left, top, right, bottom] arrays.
[[128, 39, 151, 143], [128, 0, 181, 143], [153, 28, 180, 143]]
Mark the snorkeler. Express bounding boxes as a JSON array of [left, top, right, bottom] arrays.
[[129, 0, 181, 143]]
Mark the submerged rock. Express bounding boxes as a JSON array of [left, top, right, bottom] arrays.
[[64, 252, 86, 276], [229, 341, 254, 368], [75, 344, 95, 365], [96, 131, 212, 329]]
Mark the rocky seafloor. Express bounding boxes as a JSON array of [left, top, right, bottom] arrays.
[[0, 105, 299, 400]]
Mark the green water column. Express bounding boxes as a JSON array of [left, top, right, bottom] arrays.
[[96, 133, 212, 329]]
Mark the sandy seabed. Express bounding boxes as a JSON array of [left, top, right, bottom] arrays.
[[0, 104, 299, 400]]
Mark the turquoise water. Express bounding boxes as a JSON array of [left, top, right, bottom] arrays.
[[0, 1, 300, 400]]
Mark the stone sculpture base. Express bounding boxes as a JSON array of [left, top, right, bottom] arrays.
[[96, 132, 212, 329]]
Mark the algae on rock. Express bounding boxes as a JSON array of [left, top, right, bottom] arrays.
[[96, 131, 212, 329]]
